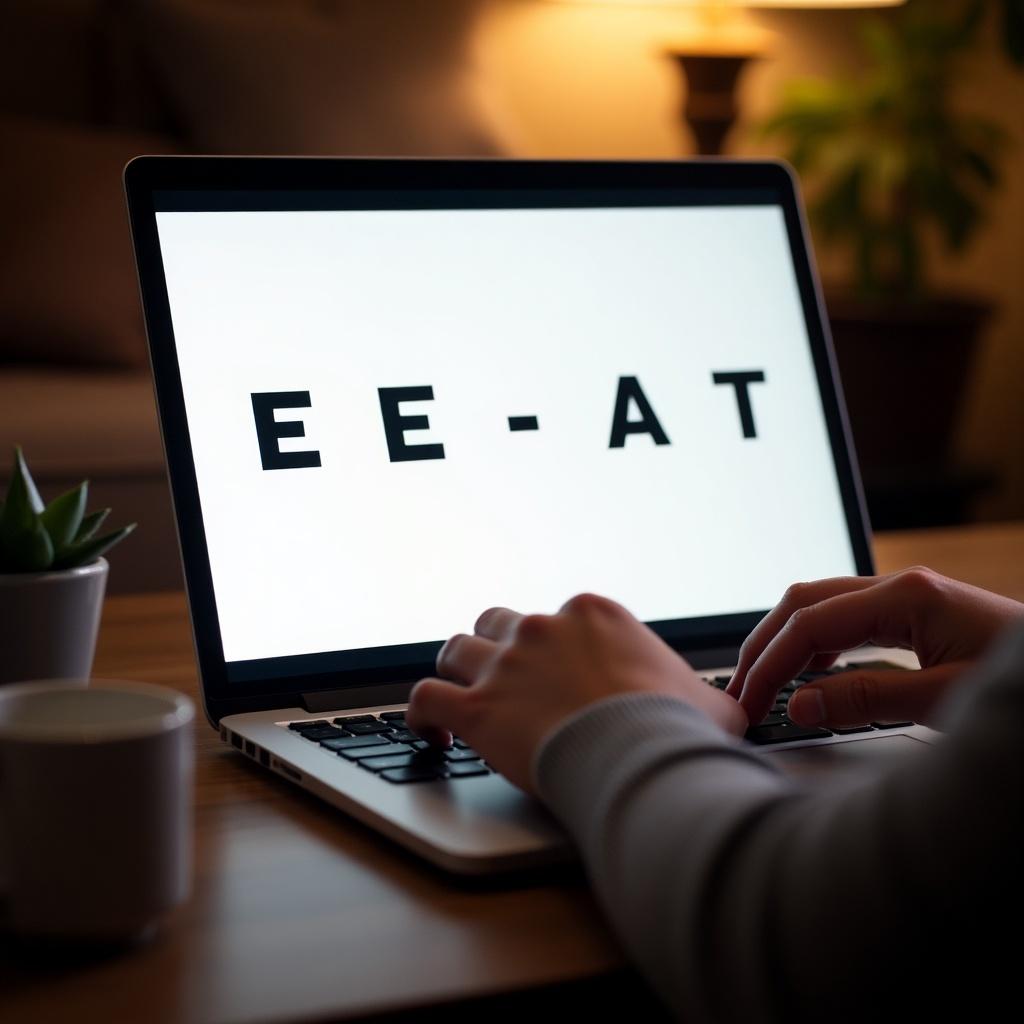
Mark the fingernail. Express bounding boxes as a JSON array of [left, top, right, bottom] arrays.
[[791, 687, 825, 725]]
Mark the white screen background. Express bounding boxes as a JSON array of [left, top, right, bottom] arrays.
[[156, 205, 857, 663]]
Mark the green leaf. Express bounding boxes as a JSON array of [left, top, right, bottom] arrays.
[[960, 148, 999, 188], [52, 523, 137, 570], [0, 516, 55, 572], [75, 508, 110, 544], [859, 17, 890, 57], [14, 446, 44, 513], [0, 446, 45, 559], [40, 481, 88, 552], [955, 0, 987, 47], [1, 446, 44, 520]]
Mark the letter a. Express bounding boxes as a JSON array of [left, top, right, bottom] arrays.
[[609, 376, 670, 448]]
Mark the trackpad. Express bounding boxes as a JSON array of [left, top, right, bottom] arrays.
[[767, 734, 928, 782]]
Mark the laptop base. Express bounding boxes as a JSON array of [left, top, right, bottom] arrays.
[[223, 647, 940, 875]]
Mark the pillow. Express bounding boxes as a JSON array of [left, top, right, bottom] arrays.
[[141, 0, 506, 156], [0, 116, 179, 368]]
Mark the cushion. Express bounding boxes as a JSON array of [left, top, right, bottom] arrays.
[[141, 0, 505, 156], [0, 116, 179, 368], [0, 369, 164, 478]]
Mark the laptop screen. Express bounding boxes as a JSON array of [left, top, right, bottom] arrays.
[[151, 187, 860, 686]]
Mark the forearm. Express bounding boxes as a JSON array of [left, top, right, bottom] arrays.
[[534, 627, 1024, 1022], [535, 695, 805, 1021]]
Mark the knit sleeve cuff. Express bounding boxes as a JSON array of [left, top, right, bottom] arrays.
[[532, 693, 778, 844]]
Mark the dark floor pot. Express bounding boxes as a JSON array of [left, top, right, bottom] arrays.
[[826, 292, 994, 530]]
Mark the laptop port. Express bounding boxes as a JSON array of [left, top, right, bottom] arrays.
[[231, 732, 243, 750], [274, 760, 302, 782], [259, 747, 270, 767], [245, 740, 256, 757]]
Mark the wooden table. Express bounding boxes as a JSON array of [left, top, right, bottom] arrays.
[[3, 522, 1023, 1023]]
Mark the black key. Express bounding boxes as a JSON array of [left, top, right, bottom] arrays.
[[453, 738, 471, 749], [299, 726, 345, 741], [333, 715, 379, 726], [445, 762, 490, 778], [411, 746, 447, 762], [410, 740, 433, 751], [746, 722, 832, 745], [713, 675, 732, 686], [445, 747, 481, 762], [337, 742, 413, 761], [758, 712, 789, 727], [321, 734, 389, 751], [389, 729, 418, 743], [380, 766, 443, 784], [289, 719, 330, 731], [344, 721, 393, 735], [832, 725, 876, 735], [378, 711, 407, 722], [360, 753, 417, 772], [872, 721, 914, 729]]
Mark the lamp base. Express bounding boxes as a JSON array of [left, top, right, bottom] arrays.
[[667, 50, 757, 156]]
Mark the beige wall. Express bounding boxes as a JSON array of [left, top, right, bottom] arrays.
[[476, 1, 1024, 522]]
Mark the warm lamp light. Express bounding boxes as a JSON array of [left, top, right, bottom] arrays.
[[547, 1, 904, 9], [545, 0, 906, 154]]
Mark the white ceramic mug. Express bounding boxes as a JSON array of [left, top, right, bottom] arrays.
[[0, 680, 194, 940]]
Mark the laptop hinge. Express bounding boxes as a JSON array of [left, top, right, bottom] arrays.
[[301, 681, 416, 713], [301, 647, 739, 712]]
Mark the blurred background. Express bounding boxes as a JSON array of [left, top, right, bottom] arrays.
[[2, 0, 1022, 592]]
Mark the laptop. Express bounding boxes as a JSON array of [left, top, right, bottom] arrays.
[[125, 157, 940, 874]]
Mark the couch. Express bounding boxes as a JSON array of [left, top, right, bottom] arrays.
[[0, 0, 502, 592]]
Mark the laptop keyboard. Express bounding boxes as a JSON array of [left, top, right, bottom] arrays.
[[286, 712, 491, 784], [280, 661, 912, 784], [704, 661, 913, 745]]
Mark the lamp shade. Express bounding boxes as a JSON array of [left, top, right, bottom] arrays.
[[548, 2, 905, 7]]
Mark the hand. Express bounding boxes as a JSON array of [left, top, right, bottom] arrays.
[[406, 593, 748, 792], [726, 567, 1024, 730]]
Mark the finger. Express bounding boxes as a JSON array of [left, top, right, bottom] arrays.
[[806, 652, 840, 673], [474, 606, 524, 642], [405, 677, 472, 747], [436, 633, 497, 684], [726, 576, 878, 699], [788, 663, 967, 729], [738, 576, 923, 724], [558, 592, 625, 616]]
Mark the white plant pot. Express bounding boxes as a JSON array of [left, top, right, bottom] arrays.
[[0, 558, 108, 686]]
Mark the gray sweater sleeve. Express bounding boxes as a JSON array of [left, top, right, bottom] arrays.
[[533, 625, 1024, 1022]]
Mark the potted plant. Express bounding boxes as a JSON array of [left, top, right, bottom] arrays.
[[0, 447, 135, 686], [760, 0, 1023, 527]]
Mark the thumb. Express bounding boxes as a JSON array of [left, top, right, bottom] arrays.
[[405, 677, 473, 746], [787, 663, 967, 729]]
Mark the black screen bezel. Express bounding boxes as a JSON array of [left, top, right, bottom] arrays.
[[124, 157, 874, 724]]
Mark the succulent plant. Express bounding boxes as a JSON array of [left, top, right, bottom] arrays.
[[0, 447, 136, 573]]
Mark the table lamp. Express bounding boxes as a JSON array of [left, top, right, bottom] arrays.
[[547, 0, 906, 155]]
